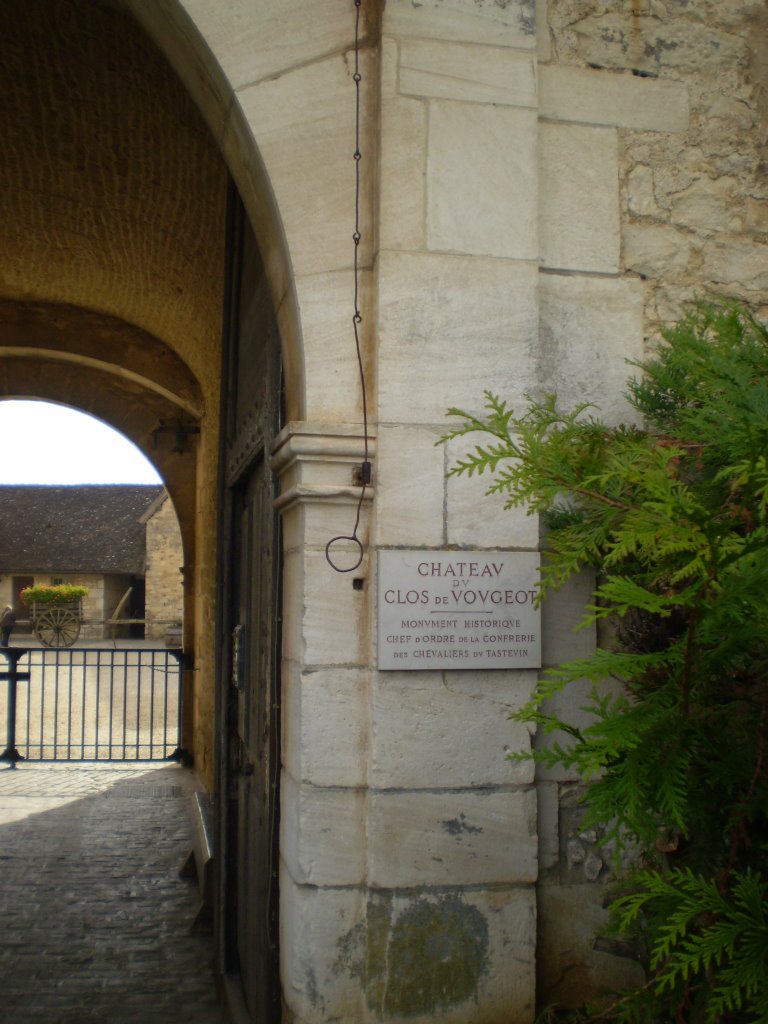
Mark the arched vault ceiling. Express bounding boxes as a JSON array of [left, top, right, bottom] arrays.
[[0, 0, 228, 395], [0, 300, 203, 416]]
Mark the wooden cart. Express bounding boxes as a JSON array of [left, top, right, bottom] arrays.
[[31, 599, 82, 647]]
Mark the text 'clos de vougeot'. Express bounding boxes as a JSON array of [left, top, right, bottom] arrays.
[[377, 550, 541, 670]]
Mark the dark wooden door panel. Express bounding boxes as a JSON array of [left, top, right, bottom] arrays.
[[217, 185, 281, 1024]]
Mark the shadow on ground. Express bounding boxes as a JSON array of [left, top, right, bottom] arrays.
[[0, 762, 222, 1024]]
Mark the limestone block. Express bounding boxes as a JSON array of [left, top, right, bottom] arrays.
[[381, 34, 399, 100], [400, 39, 536, 107], [279, 546, 306, 654], [283, 664, 370, 788], [281, 876, 367, 1024], [444, 434, 539, 549], [279, 496, 373, 558], [427, 101, 538, 259], [276, 280, 307, 422], [296, 269, 374, 423], [538, 274, 645, 425], [282, 548, 368, 666], [384, 0, 537, 49], [373, 425, 445, 547], [623, 222, 691, 279], [747, 197, 768, 234], [236, 51, 375, 277], [370, 788, 537, 886], [539, 123, 619, 274], [653, 285, 699, 327], [626, 164, 659, 218], [538, 884, 644, 1008], [540, 569, 596, 667], [670, 177, 740, 235], [539, 65, 689, 132], [332, 887, 536, 1024], [549, 11, 744, 76], [377, 252, 538, 425], [281, 772, 366, 886], [650, 153, 698, 211], [537, 781, 560, 876], [380, 64, 427, 252], [703, 239, 768, 296], [536, 0, 551, 62], [177, 0, 354, 91], [707, 93, 761, 133], [371, 670, 536, 788]]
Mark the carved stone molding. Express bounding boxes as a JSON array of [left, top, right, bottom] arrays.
[[271, 422, 375, 513]]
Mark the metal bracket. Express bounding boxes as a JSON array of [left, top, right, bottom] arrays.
[[352, 461, 372, 486]]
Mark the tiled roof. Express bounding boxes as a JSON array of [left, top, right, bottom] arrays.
[[0, 485, 164, 574]]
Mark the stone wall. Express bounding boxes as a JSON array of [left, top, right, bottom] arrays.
[[534, 1, 768, 1007], [144, 493, 184, 641], [547, 0, 768, 329]]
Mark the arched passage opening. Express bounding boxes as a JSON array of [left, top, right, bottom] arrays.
[[0, 306, 207, 766], [0, 397, 186, 646], [0, 0, 233, 785], [0, 302, 203, 564]]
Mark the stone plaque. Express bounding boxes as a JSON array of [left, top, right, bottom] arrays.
[[378, 549, 541, 670]]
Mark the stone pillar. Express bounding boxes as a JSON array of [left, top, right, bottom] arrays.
[[272, 423, 373, 1023], [359, 2, 543, 1020]]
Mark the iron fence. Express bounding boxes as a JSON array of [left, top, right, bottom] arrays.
[[0, 647, 183, 763]]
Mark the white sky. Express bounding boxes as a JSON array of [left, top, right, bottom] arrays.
[[0, 400, 162, 484]]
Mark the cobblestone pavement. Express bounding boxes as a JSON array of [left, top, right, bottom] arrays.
[[0, 761, 224, 1024]]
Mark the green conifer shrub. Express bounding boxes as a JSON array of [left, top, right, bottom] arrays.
[[440, 302, 768, 1023]]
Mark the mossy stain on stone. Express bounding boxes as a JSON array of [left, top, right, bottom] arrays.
[[334, 893, 490, 1019], [365, 895, 393, 1017], [382, 895, 489, 1018]]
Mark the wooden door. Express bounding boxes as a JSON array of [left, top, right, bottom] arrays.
[[216, 185, 282, 1023]]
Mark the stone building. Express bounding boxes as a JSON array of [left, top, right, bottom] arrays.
[[0, 484, 184, 640], [0, 1, 765, 1022], [142, 488, 186, 640]]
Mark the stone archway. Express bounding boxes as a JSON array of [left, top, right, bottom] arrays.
[[0, 313, 199, 585], [123, 0, 377, 426], [0, 300, 203, 554], [0, 0, 230, 783], [1, 2, 377, 1021], [0, 324, 203, 764]]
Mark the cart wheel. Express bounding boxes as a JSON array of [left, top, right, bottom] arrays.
[[34, 608, 81, 648]]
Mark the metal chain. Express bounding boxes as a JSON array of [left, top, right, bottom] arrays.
[[326, 0, 370, 574]]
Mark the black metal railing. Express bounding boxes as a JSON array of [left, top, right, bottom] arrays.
[[0, 647, 183, 764]]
